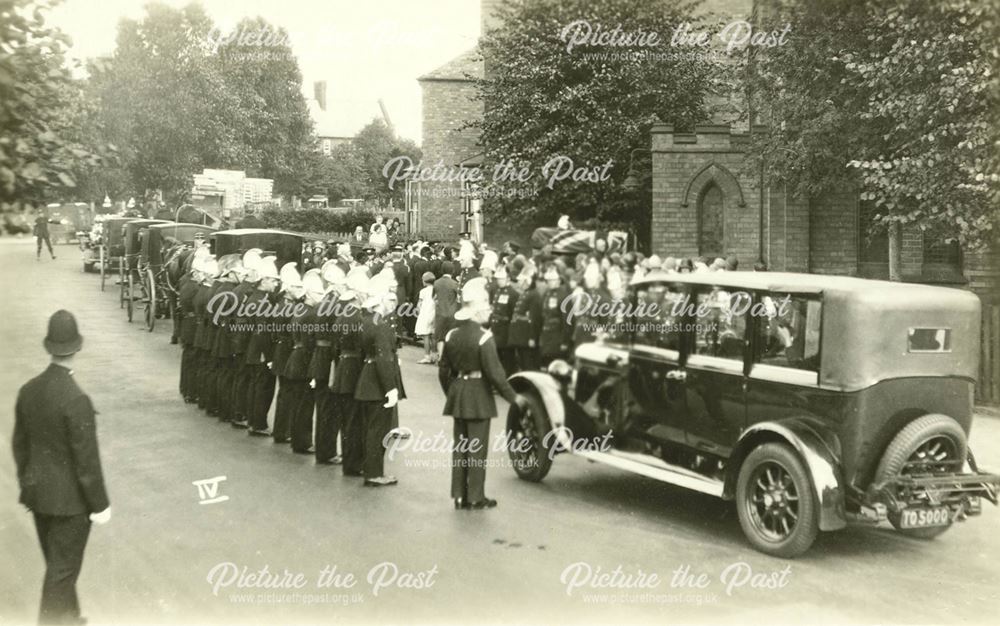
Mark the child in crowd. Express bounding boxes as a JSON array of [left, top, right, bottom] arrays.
[[415, 271, 437, 364]]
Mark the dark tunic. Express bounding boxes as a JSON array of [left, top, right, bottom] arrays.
[[178, 277, 200, 346], [281, 303, 317, 381], [330, 303, 364, 394], [438, 320, 518, 419], [354, 311, 406, 402], [489, 285, 520, 348], [539, 285, 573, 357], [508, 288, 543, 348], [244, 289, 277, 365]]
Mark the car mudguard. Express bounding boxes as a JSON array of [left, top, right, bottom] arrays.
[[726, 419, 848, 531], [507, 371, 574, 450]]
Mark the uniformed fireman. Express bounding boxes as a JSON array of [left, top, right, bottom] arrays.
[[193, 256, 218, 413], [244, 256, 281, 437], [178, 246, 209, 403], [354, 272, 405, 486], [271, 262, 303, 444], [508, 272, 544, 371], [439, 277, 526, 510], [312, 261, 346, 464], [282, 268, 324, 454], [332, 268, 368, 477], [209, 254, 244, 423], [230, 248, 263, 428], [539, 266, 573, 366], [489, 266, 520, 375]]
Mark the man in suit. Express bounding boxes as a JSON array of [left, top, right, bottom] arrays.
[[13, 310, 110, 624], [432, 263, 460, 356], [33, 208, 56, 261], [438, 279, 526, 510]]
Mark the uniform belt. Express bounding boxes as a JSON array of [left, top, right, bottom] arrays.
[[316, 340, 332, 347], [339, 351, 360, 358], [458, 371, 482, 379], [364, 358, 375, 363], [293, 342, 305, 349]]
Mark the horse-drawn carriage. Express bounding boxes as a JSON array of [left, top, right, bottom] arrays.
[[89, 216, 137, 292], [138, 223, 217, 331], [210, 228, 306, 268], [121, 219, 170, 323]]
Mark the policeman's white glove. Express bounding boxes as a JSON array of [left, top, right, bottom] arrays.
[[90, 507, 111, 525], [513, 394, 529, 410], [266, 361, 274, 371], [383, 388, 399, 408], [309, 379, 316, 389], [528, 339, 536, 348]]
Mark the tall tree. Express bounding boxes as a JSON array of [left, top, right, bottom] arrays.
[[473, 0, 718, 244], [749, 0, 1000, 271], [0, 0, 101, 205]]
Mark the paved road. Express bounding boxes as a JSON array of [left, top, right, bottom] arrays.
[[1, 240, 999, 625]]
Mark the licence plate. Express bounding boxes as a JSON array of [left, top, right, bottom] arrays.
[[900, 506, 951, 528]]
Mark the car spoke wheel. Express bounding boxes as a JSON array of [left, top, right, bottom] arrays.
[[875, 414, 967, 540], [737, 442, 818, 558], [506, 392, 552, 482]]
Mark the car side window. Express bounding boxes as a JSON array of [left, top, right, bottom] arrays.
[[633, 282, 686, 351], [753, 292, 822, 371], [692, 287, 749, 360]]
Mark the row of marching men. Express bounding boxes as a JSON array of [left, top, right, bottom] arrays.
[[176, 246, 406, 486]]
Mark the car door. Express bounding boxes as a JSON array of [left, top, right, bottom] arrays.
[[625, 281, 690, 446], [678, 285, 752, 457]]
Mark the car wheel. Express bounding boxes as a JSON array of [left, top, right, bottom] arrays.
[[875, 414, 966, 539], [736, 442, 819, 558], [507, 392, 553, 482]]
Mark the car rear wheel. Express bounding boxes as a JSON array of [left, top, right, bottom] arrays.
[[507, 392, 553, 482], [875, 414, 967, 539], [736, 442, 819, 558]]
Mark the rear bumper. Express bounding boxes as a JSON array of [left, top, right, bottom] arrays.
[[865, 471, 1000, 521]]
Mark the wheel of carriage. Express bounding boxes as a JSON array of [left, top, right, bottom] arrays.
[[736, 442, 819, 558], [506, 392, 553, 482], [99, 247, 106, 291], [119, 258, 126, 309], [874, 414, 967, 540], [144, 268, 156, 332], [126, 272, 134, 322]]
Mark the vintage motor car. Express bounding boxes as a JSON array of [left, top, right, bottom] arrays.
[[505, 271, 999, 558]]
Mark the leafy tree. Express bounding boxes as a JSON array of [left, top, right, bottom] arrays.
[[304, 142, 366, 203], [0, 0, 102, 205], [472, 0, 717, 246], [749, 0, 999, 275], [353, 118, 421, 208]]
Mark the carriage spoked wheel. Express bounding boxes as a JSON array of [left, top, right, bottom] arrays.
[[119, 258, 127, 309], [144, 268, 156, 332], [126, 271, 134, 322], [99, 246, 106, 292]]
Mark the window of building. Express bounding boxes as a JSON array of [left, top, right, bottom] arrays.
[[698, 183, 724, 257], [752, 292, 822, 372], [921, 234, 963, 282]]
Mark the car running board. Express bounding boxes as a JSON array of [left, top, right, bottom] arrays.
[[574, 449, 726, 498]]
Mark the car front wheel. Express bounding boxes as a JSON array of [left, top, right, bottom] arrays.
[[736, 442, 819, 558], [506, 392, 553, 482]]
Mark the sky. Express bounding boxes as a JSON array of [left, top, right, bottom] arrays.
[[47, 0, 482, 145]]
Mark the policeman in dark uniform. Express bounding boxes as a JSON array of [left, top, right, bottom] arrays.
[[539, 267, 573, 366], [489, 266, 520, 375], [271, 262, 302, 444], [439, 278, 526, 510], [244, 256, 281, 436], [508, 272, 544, 371], [354, 272, 405, 486], [331, 269, 368, 476]]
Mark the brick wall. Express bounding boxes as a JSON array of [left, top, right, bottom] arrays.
[[417, 79, 483, 239], [650, 124, 760, 266], [808, 189, 858, 275]]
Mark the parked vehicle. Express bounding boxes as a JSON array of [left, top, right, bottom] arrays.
[[139, 223, 216, 331], [505, 271, 999, 557], [210, 228, 306, 268], [92, 216, 136, 293], [121, 219, 169, 323]]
